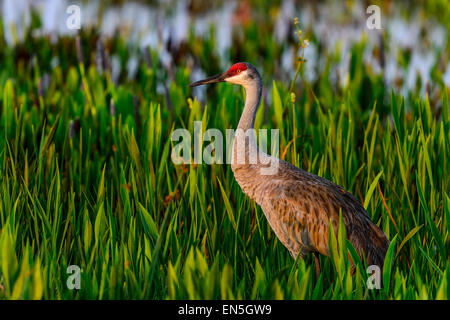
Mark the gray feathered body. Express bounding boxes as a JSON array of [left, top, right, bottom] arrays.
[[232, 160, 389, 268]]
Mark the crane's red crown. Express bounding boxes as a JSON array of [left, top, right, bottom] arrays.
[[227, 63, 247, 76]]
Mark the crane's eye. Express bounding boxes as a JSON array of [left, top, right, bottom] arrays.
[[237, 69, 241, 73]]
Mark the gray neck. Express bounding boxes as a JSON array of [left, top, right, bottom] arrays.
[[237, 80, 262, 130], [232, 78, 263, 167], [231, 70, 278, 185]]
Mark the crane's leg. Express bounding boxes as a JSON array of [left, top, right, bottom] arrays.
[[313, 252, 321, 278]]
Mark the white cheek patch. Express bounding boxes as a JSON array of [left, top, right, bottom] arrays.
[[225, 70, 248, 85]]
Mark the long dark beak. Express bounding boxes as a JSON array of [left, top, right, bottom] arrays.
[[189, 72, 228, 87]]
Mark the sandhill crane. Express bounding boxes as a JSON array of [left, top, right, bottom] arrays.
[[190, 62, 389, 276]]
